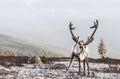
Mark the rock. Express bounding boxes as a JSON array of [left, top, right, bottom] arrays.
[[51, 63, 66, 69], [13, 63, 24, 67]]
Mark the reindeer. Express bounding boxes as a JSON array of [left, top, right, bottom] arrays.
[[67, 20, 98, 75]]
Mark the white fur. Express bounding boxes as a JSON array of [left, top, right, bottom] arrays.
[[73, 43, 81, 55], [73, 44, 89, 61]]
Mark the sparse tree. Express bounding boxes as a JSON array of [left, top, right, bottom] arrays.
[[5, 50, 16, 56], [98, 39, 107, 59]]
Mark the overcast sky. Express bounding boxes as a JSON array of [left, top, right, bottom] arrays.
[[0, 0, 120, 58]]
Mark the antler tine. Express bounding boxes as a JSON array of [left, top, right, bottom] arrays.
[[69, 22, 75, 30], [69, 22, 79, 43], [96, 20, 98, 25], [90, 20, 98, 29], [85, 20, 99, 45]]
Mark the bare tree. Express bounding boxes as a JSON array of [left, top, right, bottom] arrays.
[[98, 39, 107, 59]]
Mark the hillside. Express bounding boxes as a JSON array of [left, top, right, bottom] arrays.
[[0, 34, 70, 57]]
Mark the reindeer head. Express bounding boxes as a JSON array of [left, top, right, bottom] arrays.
[[69, 20, 99, 47]]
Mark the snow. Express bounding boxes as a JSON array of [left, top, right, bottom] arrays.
[[0, 61, 120, 79]]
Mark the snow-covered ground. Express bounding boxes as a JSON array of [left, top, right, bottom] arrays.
[[0, 61, 120, 79]]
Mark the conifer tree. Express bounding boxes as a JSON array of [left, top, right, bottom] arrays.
[[98, 39, 107, 59]]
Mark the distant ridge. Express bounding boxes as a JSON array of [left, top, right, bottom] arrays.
[[0, 34, 70, 57]]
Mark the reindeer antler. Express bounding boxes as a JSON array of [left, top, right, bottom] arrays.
[[69, 22, 79, 43], [85, 20, 98, 45]]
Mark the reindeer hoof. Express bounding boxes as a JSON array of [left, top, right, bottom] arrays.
[[82, 73, 86, 76], [88, 72, 90, 76]]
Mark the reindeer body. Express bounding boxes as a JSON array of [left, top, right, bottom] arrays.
[[73, 42, 89, 61], [68, 41, 89, 75], [67, 20, 98, 76]]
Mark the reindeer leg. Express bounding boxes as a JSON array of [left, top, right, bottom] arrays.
[[67, 53, 74, 71], [76, 56, 81, 74], [83, 59, 86, 75], [86, 59, 89, 75]]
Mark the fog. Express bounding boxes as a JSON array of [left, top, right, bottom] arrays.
[[0, 0, 120, 58]]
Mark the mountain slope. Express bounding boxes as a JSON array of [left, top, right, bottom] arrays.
[[0, 34, 70, 57]]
